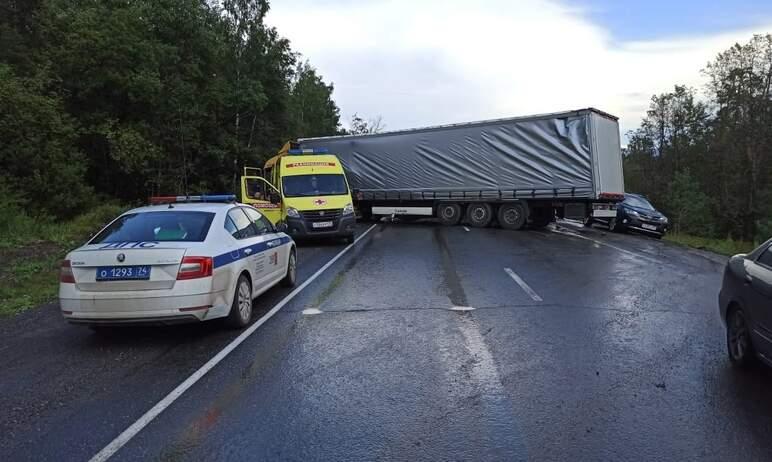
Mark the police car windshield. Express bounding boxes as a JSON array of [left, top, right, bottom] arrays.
[[90, 211, 216, 243], [282, 174, 348, 198]]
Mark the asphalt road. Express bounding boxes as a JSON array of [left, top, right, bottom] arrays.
[[2, 220, 772, 461]]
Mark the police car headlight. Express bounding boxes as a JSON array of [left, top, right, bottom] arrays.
[[287, 207, 301, 218], [342, 203, 354, 215]]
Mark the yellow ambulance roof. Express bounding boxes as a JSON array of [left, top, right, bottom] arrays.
[[279, 154, 344, 176]]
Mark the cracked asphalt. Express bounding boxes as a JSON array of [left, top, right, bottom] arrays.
[[2, 220, 772, 461]]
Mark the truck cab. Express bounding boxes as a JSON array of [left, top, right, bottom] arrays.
[[241, 143, 356, 242]]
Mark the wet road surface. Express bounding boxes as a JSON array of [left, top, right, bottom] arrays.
[[2, 221, 772, 461]]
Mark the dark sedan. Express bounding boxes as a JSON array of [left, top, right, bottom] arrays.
[[586, 193, 669, 237], [719, 239, 772, 368]]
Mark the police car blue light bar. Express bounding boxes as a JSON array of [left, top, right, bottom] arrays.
[[288, 147, 329, 154], [150, 194, 236, 204]]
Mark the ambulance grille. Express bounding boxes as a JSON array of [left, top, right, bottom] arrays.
[[301, 209, 342, 221]]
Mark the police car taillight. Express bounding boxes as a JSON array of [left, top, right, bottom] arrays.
[[60, 260, 75, 283], [177, 256, 213, 280]]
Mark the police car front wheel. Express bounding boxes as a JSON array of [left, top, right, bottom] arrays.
[[226, 274, 253, 329]]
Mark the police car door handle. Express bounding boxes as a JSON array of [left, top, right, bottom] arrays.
[[244, 248, 253, 255]]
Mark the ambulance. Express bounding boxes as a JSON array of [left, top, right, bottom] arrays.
[[240, 142, 356, 243]]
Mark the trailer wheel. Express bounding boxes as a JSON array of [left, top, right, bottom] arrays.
[[498, 203, 527, 230], [466, 203, 493, 228], [437, 203, 462, 226], [529, 207, 554, 229]]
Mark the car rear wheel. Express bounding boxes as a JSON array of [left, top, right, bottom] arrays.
[[727, 307, 756, 367], [226, 274, 252, 329], [281, 250, 297, 287], [607, 217, 618, 232]]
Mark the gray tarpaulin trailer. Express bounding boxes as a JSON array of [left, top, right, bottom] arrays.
[[298, 108, 625, 229]]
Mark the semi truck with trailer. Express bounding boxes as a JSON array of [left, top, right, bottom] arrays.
[[297, 108, 625, 229]]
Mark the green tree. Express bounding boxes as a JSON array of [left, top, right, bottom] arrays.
[[666, 169, 714, 236], [288, 61, 341, 138], [0, 65, 91, 217], [704, 34, 772, 240], [346, 113, 385, 135]]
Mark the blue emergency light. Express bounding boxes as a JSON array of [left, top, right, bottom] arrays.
[[288, 147, 329, 155], [150, 194, 236, 205]]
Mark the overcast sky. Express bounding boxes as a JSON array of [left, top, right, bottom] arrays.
[[267, 0, 772, 137]]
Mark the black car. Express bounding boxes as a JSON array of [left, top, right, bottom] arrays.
[[719, 239, 772, 368], [586, 193, 669, 238]]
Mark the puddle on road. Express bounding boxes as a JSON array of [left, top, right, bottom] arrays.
[[433, 227, 469, 308], [307, 225, 385, 309]]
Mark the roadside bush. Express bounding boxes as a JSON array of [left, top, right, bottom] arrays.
[[665, 170, 714, 236], [756, 219, 772, 245]]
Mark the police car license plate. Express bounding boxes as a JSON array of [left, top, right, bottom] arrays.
[[96, 265, 151, 281], [641, 224, 657, 231], [312, 221, 333, 229]]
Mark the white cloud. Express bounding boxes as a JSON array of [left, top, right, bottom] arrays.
[[268, 0, 772, 136]]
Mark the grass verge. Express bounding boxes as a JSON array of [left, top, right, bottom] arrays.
[[664, 233, 756, 257], [0, 204, 126, 317]]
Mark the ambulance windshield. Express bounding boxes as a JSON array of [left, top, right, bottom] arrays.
[[282, 174, 348, 197]]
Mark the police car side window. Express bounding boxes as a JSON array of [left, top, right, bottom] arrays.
[[227, 209, 257, 240], [243, 207, 274, 235], [224, 215, 239, 238], [758, 247, 772, 269]]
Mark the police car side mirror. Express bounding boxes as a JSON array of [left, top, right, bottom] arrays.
[[276, 222, 288, 233]]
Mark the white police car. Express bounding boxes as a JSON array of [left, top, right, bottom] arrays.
[[59, 195, 296, 329]]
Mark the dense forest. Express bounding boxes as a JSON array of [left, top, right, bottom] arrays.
[[0, 0, 341, 219], [624, 34, 772, 243]]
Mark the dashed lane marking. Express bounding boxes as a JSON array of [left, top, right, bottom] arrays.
[[504, 268, 543, 302], [549, 227, 661, 264], [450, 305, 476, 311]]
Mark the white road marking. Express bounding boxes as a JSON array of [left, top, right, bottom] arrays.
[[450, 305, 475, 311], [503, 268, 543, 302], [88, 224, 379, 462], [302, 308, 323, 315], [550, 227, 661, 264], [463, 226, 471, 232]]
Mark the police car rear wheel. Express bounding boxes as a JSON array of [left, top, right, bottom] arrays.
[[466, 203, 493, 228], [281, 250, 297, 287], [438, 203, 462, 226], [226, 275, 252, 328]]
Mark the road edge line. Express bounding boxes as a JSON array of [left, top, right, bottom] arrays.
[[89, 224, 379, 462]]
